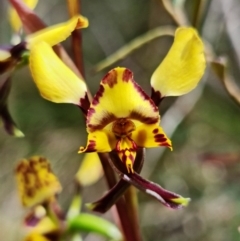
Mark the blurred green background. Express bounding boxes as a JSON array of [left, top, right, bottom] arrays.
[[1, 0, 240, 240]]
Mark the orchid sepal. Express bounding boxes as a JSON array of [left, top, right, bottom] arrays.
[[121, 172, 190, 209]]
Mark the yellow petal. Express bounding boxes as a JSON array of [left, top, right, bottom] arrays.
[[78, 130, 116, 153], [151, 27, 206, 97], [9, 0, 38, 33], [87, 67, 159, 132], [26, 15, 88, 49], [25, 233, 50, 241], [75, 153, 103, 186], [29, 41, 87, 105], [132, 123, 172, 149], [15, 156, 62, 207]]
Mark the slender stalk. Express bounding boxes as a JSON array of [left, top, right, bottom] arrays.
[[66, 0, 85, 76]]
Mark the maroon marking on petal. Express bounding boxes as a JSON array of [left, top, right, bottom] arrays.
[[79, 93, 90, 116], [121, 153, 127, 163], [87, 112, 116, 132], [160, 142, 171, 147], [154, 134, 164, 139], [102, 69, 117, 88], [130, 111, 159, 124], [152, 128, 159, 134], [85, 140, 96, 152], [122, 68, 133, 82], [92, 85, 104, 106], [132, 80, 159, 113], [155, 137, 167, 143], [151, 87, 164, 106], [154, 133, 167, 143]]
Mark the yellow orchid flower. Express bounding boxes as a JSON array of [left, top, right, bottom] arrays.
[[29, 27, 205, 174], [15, 156, 62, 208], [29, 27, 205, 209], [78, 67, 172, 173]]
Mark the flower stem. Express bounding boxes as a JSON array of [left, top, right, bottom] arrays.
[[66, 0, 85, 76], [124, 186, 142, 241]]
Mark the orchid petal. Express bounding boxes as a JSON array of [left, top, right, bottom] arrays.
[[87, 67, 159, 132], [151, 27, 205, 98], [15, 156, 62, 207], [29, 41, 88, 106], [132, 123, 172, 149], [78, 130, 116, 153], [26, 15, 88, 49]]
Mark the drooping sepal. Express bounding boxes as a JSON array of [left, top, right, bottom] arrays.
[[87, 149, 145, 213], [151, 27, 206, 102], [86, 179, 130, 213], [121, 172, 190, 209]]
